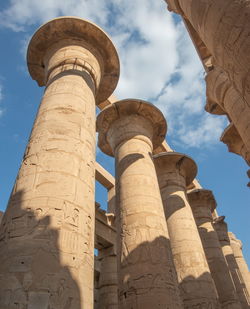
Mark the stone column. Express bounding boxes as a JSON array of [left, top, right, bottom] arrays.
[[229, 232, 250, 298], [188, 189, 241, 309], [154, 152, 220, 308], [107, 186, 116, 215], [205, 66, 250, 154], [165, 0, 250, 154], [97, 186, 118, 309], [167, 0, 250, 99], [214, 217, 250, 309], [97, 99, 183, 309], [0, 17, 119, 309], [98, 246, 118, 309], [220, 123, 250, 166]]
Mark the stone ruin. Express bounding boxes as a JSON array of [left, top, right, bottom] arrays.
[[0, 2, 250, 308]]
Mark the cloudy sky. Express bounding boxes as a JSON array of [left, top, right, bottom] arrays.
[[0, 0, 249, 263]]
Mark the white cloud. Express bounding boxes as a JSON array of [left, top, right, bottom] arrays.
[[0, 0, 109, 31], [0, 0, 226, 148], [176, 114, 228, 148]]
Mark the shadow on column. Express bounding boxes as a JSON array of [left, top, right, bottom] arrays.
[[163, 194, 187, 219], [0, 189, 82, 309], [224, 251, 250, 308], [119, 235, 224, 308], [119, 235, 183, 308], [221, 232, 250, 308]]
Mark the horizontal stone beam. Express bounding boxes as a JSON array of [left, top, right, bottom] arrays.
[[95, 162, 115, 189]]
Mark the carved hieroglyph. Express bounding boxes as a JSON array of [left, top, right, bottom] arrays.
[[165, 0, 250, 156], [0, 17, 119, 309], [229, 232, 250, 300], [167, 0, 250, 101], [214, 218, 250, 309], [154, 152, 220, 308], [97, 99, 183, 308], [188, 189, 241, 309], [206, 66, 250, 155]]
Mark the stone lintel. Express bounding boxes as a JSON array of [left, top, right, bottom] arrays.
[[98, 94, 117, 110], [187, 178, 202, 191], [97, 246, 116, 259], [95, 162, 115, 190], [205, 67, 230, 111], [187, 189, 217, 212], [221, 123, 250, 165], [153, 140, 173, 154], [96, 99, 167, 156], [27, 16, 120, 104], [153, 152, 197, 187]]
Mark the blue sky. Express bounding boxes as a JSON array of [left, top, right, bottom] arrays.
[[0, 0, 249, 264]]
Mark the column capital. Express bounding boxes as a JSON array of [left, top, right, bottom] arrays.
[[96, 99, 167, 156], [153, 152, 197, 187], [221, 123, 250, 165], [228, 232, 243, 250], [165, 0, 183, 15], [205, 66, 230, 113], [213, 216, 230, 244], [27, 16, 120, 104], [188, 189, 217, 212]]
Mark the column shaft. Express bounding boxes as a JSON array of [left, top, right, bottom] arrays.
[[98, 247, 118, 309], [97, 100, 183, 309], [214, 220, 250, 309], [154, 153, 220, 308], [0, 48, 97, 309], [115, 124, 182, 308], [229, 233, 250, 298], [167, 0, 250, 154], [188, 190, 241, 309], [0, 17, 120, 309]]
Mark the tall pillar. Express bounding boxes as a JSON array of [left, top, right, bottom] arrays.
[[0, 17, 119, 309], [98, 246, 118, 309], [188, 189, 241, 309], [214, 217, 250, 309], [97, 99, 183, 308], [97, 186, 118, 309], [229, 232, 250, 298], [205, 66, 250, 154], [167, 0, 250, 98], [220, 123, 250, 166], [154, 152, 220, 308], [165, 0, 250, 154]]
